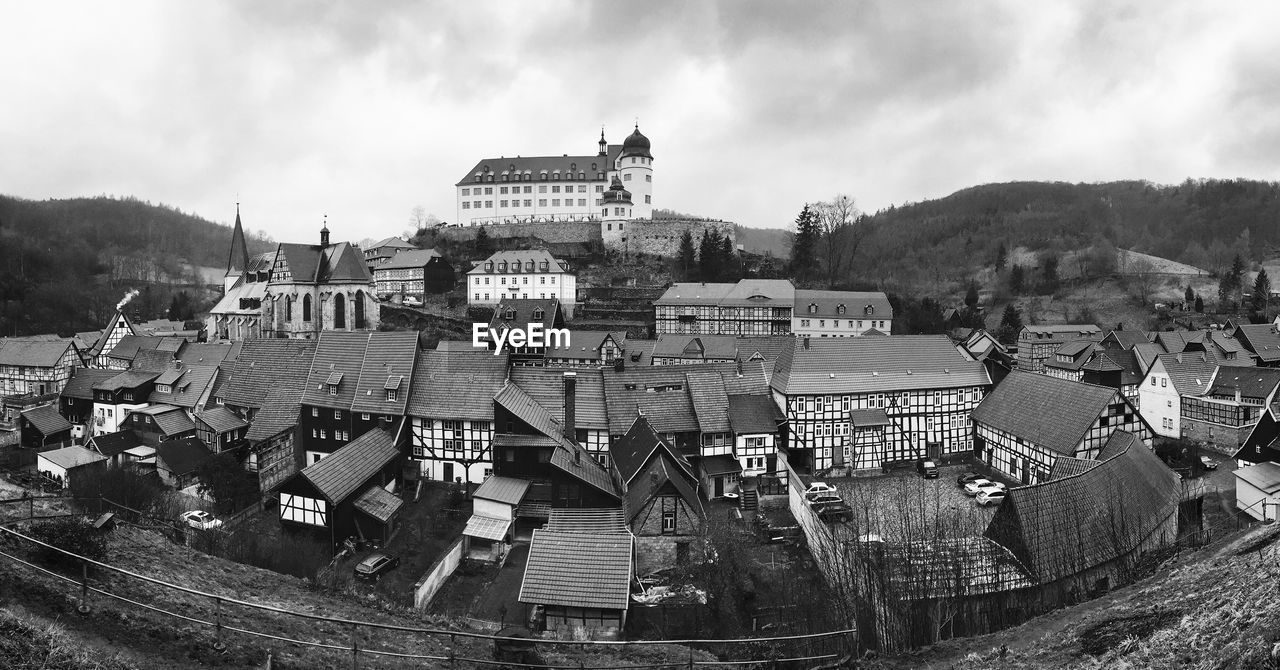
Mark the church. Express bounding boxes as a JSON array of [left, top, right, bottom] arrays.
[[454, 125, 654, 228], [206, 209, 380, 341]]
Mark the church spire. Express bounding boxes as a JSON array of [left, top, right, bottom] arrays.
[[598, 127, 607, 156], [226, 202, 249, 280]]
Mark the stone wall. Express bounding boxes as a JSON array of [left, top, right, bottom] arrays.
[[440, 221, 602, 245], [440, 218, 737, 258], [1181, 417, 1254, 453]]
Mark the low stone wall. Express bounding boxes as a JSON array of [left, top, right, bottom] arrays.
[[412, 536, 464, 609]]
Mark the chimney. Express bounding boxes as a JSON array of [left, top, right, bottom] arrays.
[[803, 336, 810, 350], [563, 371, 577, 442], [1236, 388, 1242, 403]]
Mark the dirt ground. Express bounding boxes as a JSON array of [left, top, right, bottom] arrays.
[[827, 463, 1002, 541]]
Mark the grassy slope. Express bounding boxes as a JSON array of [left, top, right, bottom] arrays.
[[865, 524, 1280, 670]]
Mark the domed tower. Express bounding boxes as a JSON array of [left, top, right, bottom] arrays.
[[617, 124, 653, 219], [600, 175, 633, 248]]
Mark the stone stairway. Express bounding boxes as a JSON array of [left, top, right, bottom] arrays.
[[740, 489, 759, 513]]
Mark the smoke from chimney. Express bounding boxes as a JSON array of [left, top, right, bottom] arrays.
[[116, 289, 141, 311]]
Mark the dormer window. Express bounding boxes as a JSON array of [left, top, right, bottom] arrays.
[[473, 175, 481, 183], [485, 261, 494, 271], [504, 309, 516, 320], [328, 384, 338, 395], [123, 392, 134, 401], [808, 304, 818, 314], [540, 261, 550, 271], [864, 305, 875, 315], [498, 261, 507, 272], [386, 389, 398, 402], [533, 308, 545, 321], [525, 261, 534, 272], [157, 384, 171, 394], [837, 304, 846, 315]]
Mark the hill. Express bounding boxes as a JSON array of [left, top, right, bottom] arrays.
[[0, 195, 273, 337], [734, 224, 791, 258]]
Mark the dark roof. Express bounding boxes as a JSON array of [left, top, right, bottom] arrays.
[[377, 248, 442, 271], [544, 330, 623, 360], [727, 394, 784, 434], [545, 508, 628, 534], [350, 331, 419, 415], [551, 442, 619, 499], [301, 332, 373, 410], [0, 338, 75, 367], [406, 349, 509, 420], [971, 371, 1123, 456], [984, 431, 1179, 583], [132, 349, 176, 372], [772, 335, 990, 395], [352, 485, 403, 523], [509, 368, 608, 429], [493, 382, 617, 497], [1020, 324, 1103, 338], [1232, 324, 1280, 362], [849, 408, 893, 427], [652, 335, 738, 361], [601, 367, 698, 434], [459, 145, 625, 185], [700, 455, 741, 476], [175, 342, 242, 367], [275, 241, 372, 284], [218, 339, 317, 442], [1207, 367, 1280, 400], [147, 364, 218, 409], [300, 423, 401, 503], [621, 126, 651, 158], [94, 370, 160, 392], [468, 250, 571, 275], [737, 336, 794, 363], [473, 476, 530, 505], [61, 369, 122, 400], [368, 236, 417, 252], [611, 415, 696, 485], [106, 335, 181, 362], [132, 405, 197, 436], [794, 290, 893, 319], [488, 299, 562, 333], [686, 371, 730, 433], [155, 437, 213, 476], [625, 447, 704, 525], [196, 406, 249, 434], [519, 529, 633, 610], [89, 430, 143, 457], [21, 404, 71, 436], [1103, 330, 1154, 349], [655, 279, 794, 308], [1048, 456, 1098, 480]]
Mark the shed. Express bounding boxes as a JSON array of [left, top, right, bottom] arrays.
[[37, 445, 107, 489], [20, 404, 73, 449], [1235, 462, 1280, 521], [352, 484, 405, 546], [155, 437, 213, 489], [519, 529, 634, 638]]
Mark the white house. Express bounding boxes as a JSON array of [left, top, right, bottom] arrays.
[[463, 475, 528, 561], [466, 250, 576, 311], [791, 290, 893, 337], [1138, 352, 1219, 439], [1235, 462, 1280, 521]]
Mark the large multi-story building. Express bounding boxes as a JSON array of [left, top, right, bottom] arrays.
[[1015, 324, 1103, 372], [467, 251, 576, 310], [406, 348, 510, 485], [654, 279, 894, 337], [769, 335, 991, 473], [454, 126, 653, 228], [372, 248, 454, 298]]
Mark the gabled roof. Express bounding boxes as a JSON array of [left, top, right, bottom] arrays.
[[737, 336, 794, 363], [406, 349, 509, 420], [653, 282, 736, 306], [1232, 324, 1280, 362], [473, 476, 530, 506], [87, 310, 137, 359], [655, 279, 795, 307], [509, 368, 608, 430], [274, 241, 373, 284], [175, 342, 242, 367], [132, 349, 176, 372], [1207, 367, 1280, 400], [301, 332, 373, 410], [546, 508, 629, 534], [727, 394, 785, 434], [611, 416, 695, 485], [1053, 339, 1095, 358], [147, 364, 218, 409], [350, 331, 419, 415], [488, 299, 562, 333], [601, 367, 698, 435], [519, 529, 633, 610], [771, 335, 990, 395], [652, 334, 737, 360], [132, 404, 196, 436], [493, 382, 618, 497], [1048, 456, 1098, 480], [0, 338, 75, 367], [368, 237, 417, 253], [93, 370, 160, 392], [1130, 342, 1164, 373], [39, 445, 107, 470], [61, 369, 122, 400], [299, 423, 401, 503], [794, 289, 893, 319], [1102, 330, 1153, 349], [218, 339, 317, 442], [21, 404, 71, 436], [544, 330, 623, 360], [625, 446, 704, 525], [196, 406, 249, 434], [686, 371, 730, 433], [376, 248, 441, 270], [88, 430, 143, 457], [467, 250, 571, 275], [984, 431, 1179, 583], [1020, 324, 1103, 338], [849, 408, 893, 427], [970, 371, 1122, 456], [352, 485, 403, 523], [155, 437, 213, 476], [1152, 351, 1219, 396]]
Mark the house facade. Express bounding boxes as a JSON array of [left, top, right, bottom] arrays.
[[792, 290, 893, 337], [407, 348, 509, 485], [1015, 324, 1102, 372], [372, 248, 454, 298], [466, 250, 576, 309], [611, 416, 706, 573], [654, 280, 793, 336], [1138, 352, 1218, 439]]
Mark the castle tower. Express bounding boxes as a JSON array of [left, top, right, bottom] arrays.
[[224, 204, 250, 293], [600, 175, 633, 247], [617, 124, 653, 219]]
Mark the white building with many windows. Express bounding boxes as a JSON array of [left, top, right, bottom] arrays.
[[792, 290, 893, 337], [467, 250, 576, 309], [455, 126, 653, 228], [655, 280, 894, 337], [1138, 351, 1218, 439]]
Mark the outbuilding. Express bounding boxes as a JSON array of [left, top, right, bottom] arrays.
[[37, 445, 107, 489]]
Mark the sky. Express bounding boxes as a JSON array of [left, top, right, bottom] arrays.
[[4, 1, 1280, 243]]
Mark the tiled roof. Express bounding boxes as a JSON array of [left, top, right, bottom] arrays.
[[1207, 367, 1280, 400], [175, 342, 242, 367], [463, 514, 511, 541], [546, 508, 628, 534], [89, 430, 143, 458], [457, 146, 624, 187], [474, 476, 530, 505], [495, 383, 567, 443], [519, 529, 633, 610], [1048, 456, 1098, 480], [881, 537, 1033, 600], [406, 349, 509, 420], [653, 282, 736, 306], [544, 330, 622, 359], [488, 299, 563, 332], [0, 338, 75, 367], [39, 445, 107, 470], [132, 404, 196, 436], [601, 367, 698, 435], [155, 437, 212, 476], [147, 364, 219, 409], [771, 335, 990, 395], [700, 454, 741, 476], [21, 404, 71, 436], [350, 331, 419, 415], [1020, 324, 1103, 337], [300, 423, 401, 503], [353, 485, 403, 523], [737, 336, 794, 362], [219, 339, 317, 442], [106, 335, 181, 362], [301, 332, 373, 410], [94, 370, 160, 392], [970, 371, 1121, 456], [275, 241, 372, 284], [493, 382, 618, 497], [1236, 462, 1280, 495], [1054, 339, 1095, 357], [727, 394, 784, 434], [719, 360, 774, 395], [509, 368, 608, 430], [655, 279, 794, 307], [61, 369, 121, 400], [196, 407, 249, 434], [1103, 330, 1154, 349], [686, 371, 730, 433], [1232, 324, 1280, 362], [1130, 343, 1164, 372], [849, 408, 893, 427], [1080, 352, 1123, 373], [794, 290, 893, 319], [984, 430, 1179, 583], [551, 443, 619, 499], [652, 334, 738, 360], [1153, 351, 1219, 396], [611, 416, 696, 485], [625, 449, 704, 525], [133, 349, 176, 372], [377, 248, 441, 270], [467, 250, 571, 275]]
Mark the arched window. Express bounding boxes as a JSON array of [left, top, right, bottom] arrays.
[[865, 305, 875, 315], [837, 304, 846, 315], [334, 293, 346, 329], [303, 295, 312, 322], [808, 304, 818, 314], [286, 296, 293, 321], [354, 291, 366, 329]]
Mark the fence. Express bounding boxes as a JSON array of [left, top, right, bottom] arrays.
[[412, 536, 463, 609]]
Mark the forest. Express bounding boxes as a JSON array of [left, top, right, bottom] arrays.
[[0, 195, 274, 337]]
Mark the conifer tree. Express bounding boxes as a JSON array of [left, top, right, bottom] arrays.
[[677, 229, 696, 280], [790, 205, 819, 280]]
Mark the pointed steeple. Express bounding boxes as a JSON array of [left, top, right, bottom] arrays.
[[226, 203, 249, 280], [598, 127, 607, 157]]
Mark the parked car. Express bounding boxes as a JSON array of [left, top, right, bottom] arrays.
[[354, 552, 400, 581], [957, 472, 984, 487], [807, 493, 843, 508], [963, 479, 1008, 496], [916, 458, 939, 478], [814, 501, 853, 522], [179, 510, 223, 531], [402, 296, 422, 307], [802, 482, 837, 501], [976, 489, 1007, 506], [1199, 455, 1218, 471]]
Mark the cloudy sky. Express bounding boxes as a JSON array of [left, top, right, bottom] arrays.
[[3, 1, 1279, 243]]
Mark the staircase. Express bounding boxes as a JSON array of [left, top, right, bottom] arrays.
[[739, 489, 759, 514]]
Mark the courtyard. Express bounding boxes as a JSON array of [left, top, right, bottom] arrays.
[[824, 462, 1009, 541]]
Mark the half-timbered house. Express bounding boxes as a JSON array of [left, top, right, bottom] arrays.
[[406, 347, 509, 485], [90, 370, 159, 436], [610, 415, 705, 573], [509, 368, 611, 466], [0, 338, 82, 399]]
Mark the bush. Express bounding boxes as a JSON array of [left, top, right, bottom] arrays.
[[26, 518, 107, 572]]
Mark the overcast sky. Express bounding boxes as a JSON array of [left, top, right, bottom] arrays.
[[4, 1, 1280, 243]]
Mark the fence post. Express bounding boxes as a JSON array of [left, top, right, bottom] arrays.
[[350, 622, 359, 670], [212, 596, 226, 652], [77, 559, 91, 614], [448, 632, 456, 669]]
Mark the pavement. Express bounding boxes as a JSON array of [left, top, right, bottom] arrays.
[[471, 543, 530, 626]]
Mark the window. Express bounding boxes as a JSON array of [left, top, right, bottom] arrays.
[[539, 199, 547, 207], [462, 188, 470, 196], [303, 295, 312, 322], [362, 413, 370, 421], [646, 175, 652, 182], [328, 384, 337, 395], [1161, 378, 1167, 387], [662, 510, 676, 534], [623, 173, 631, 181], [311, 408, 319, 417], [334, 409, 342, 419], [386, 389, 397, 402]]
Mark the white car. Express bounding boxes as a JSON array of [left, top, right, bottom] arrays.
[[803, 482, 837, 501], [976, 489, 1007, 506], [964, 479, 1007, 496], [402, 296, 422, 307], [180, 510, 223, 531]]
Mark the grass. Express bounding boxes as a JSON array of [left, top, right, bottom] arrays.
[[0, 609, 138, 670]]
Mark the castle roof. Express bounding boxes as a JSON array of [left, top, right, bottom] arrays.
[[457, 146, 624, 187], [620, 126, 653, 159]]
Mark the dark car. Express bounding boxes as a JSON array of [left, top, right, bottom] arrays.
[[916, 458, 939, 478], [957, 472, 984, 487], [354, 552, 400, 581]]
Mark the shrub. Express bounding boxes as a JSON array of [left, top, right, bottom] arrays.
[[26, 518, 107, 572]]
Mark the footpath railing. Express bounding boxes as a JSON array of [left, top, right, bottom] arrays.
[[0, 494, 857, 668]]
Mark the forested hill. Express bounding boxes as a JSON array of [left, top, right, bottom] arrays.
[[0, 195, 273, 336], [853, 179, 1280, 288]]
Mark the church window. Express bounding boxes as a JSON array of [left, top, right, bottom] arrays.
[[286, 296, 292, 321], [355, 291, 366, 329], [334, 293, 346, 329], [303, 295, 312, 322]]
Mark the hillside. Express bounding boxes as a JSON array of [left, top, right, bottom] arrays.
[[0, 195, 273, 337], [734, 224, 791, 258]]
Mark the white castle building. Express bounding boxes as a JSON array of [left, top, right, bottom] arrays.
[[454, 126, 654, 228]]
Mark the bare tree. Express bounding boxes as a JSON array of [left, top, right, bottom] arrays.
[[811, 195, 870, 289], [1128, 256, 1158, 305]]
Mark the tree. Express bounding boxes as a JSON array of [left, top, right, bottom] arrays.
[[699, 229, 722, 282], [677, 230, 696, 281], [474, 226, 494, 256], [964, 281, 980, 310], [718, 234, 739, 281], [195, 453, 260, 514], [1128, 256, 1157, 305], [1008, 264, 1025, 294], [789, 205, 820, 280], [996, 304, 1023, 344], [1219, 254, 1245, 309], [994, 242, 1007, 272], [1184, 285, 1195, 305], [1252, 268, 1271, 315], [1195, 295, 1204, 312], [812, 194, 867, 288]]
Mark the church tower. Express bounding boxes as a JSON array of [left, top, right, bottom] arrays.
[[224, 204, 250, 293]]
